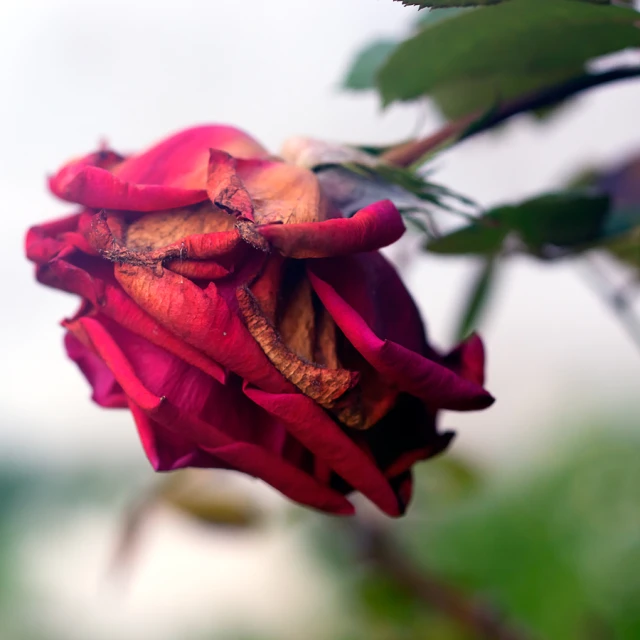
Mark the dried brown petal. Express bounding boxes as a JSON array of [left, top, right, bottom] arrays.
[[126, 204, 235, 250], [236, 286, 358, 407]]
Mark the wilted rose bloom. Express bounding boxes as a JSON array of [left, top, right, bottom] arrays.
[[26, 125, 493, 516]]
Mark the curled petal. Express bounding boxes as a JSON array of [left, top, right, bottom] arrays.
[[43, 257, 226, 384], [442, 333, 487, 387], [26, 213, 84, 263], [127, 401, 222, 471], [308, 262, 494, 412], [64, 332, 127, 408], [87, 210, 242, 268], [114, 263, 290, 393], [147, 402, 354, 515], [50, 164, 208, 211], [165, 260, 231, 280], [207, 150, 254, 221], [69, 318, 160, 412], [236, 286, 358, 406], [244, 383, 403, 516], [76, 316, 352, 514], [236, 158, 335, 225], [258, 200, 405, 258], [114, 125, 269, 189]]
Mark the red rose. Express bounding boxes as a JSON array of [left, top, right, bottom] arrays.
[[26, 125, 493, 516]]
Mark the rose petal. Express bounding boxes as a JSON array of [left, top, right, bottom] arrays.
[[207, 150, 254, 221], [308, 259, 494, 412], [114, 263, 291, 393], [26, 213, 83, 263], [75, 316, 352, 514], [244, 383, 403, 516], [236, 158, 335, 225], [236, 286, 358, 407], [42, 255, 226, 384], [88, 209, 243, 267], [441, 333, 487, 387], [64, 331, 127, 408], [258, 200, 405, 258], [127, 401, 221, 471], [114, 125, 269, 189], [49, 164, 208, 211], [147, 402, 355, 514]]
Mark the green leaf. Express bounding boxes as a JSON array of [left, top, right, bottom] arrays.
[[427, 192, 613, 257], [402, 428, 640, 639], [400, 0, 615, 7], [431, 67, 581, 120], [343, 40, 398, 91], [426, 217, 508, 255], [455, 258, 496, 341], [511, 192, 611, 252], [400, 0, 502, 6], [330, 161, 477, 219], [380, 0, 640, 109], [416, 7, 471, 25]]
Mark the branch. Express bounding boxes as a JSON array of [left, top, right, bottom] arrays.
[[353, 520, 534, 640], [380, 112, 478, 167], [382, 66, 640, 168], [581, 256, 640, 351]]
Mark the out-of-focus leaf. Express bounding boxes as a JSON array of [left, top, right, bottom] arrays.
[[425, 217, 507, 255], [607, 228, 640, 272], [112, 472, 261, 579], [454, 258, 496, 341], [162, 490, 261, 528], [427, 192, 615, 258], [157, 471, 262, 528], [317, 167, 429, 217], [343, 40, 398, 91], [316, 161, 476, 220], [511, 193, 611, 252], [401, 428, 640, 640], [411, 455, 483, 511], [397, 0, 499, 5], [595, 153, 640, 273], [358, 574, 423, 626], [416, 7, 471, 25], [431, 68, 581, 120], [454, 65, 640, 143], [399, 0, 619, 9], [341, 8, 468, 97], [380, 0, 640, 108]]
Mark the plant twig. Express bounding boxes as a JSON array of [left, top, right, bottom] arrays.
[[353, 520, 534, 640], [382, 66, 640, 168], [581, 256, 640, 350], [381, 112, 478, 167]]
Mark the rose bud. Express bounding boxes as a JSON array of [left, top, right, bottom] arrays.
[[26, 125, 493, 516]]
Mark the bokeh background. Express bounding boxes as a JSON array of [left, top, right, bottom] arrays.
[[2, 1, 640, 638]]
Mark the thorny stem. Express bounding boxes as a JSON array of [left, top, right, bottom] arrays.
[[353, 520, 534, 640], [382, 66, 640, 169]]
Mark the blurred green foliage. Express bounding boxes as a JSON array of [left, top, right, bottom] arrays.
[[454, 257, 496, 341], [400, 0, 616, 7], [425, 192, 618, 258], [2, 427, 640, 640], [306, 423, 640, 640], [0, 466, 137, 640], [345, 1, 640, 120]]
